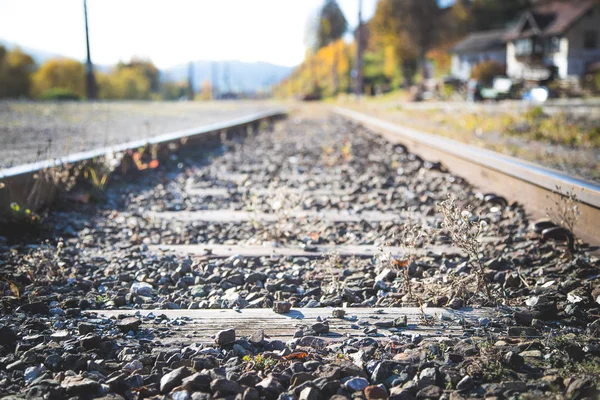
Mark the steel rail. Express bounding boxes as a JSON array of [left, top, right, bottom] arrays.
[[0, 108, 286, 212], [333, 106, 600, 246], [0, 109, 286, 179]]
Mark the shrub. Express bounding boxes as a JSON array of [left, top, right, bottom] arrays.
[[471, 61, 506, 86], [39, 88, 81, 101]]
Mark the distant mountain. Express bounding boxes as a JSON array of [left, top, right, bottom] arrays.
[[162, 60, 293, 93]]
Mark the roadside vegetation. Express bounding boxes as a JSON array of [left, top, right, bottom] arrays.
[[0, 46, 188, 101], [337, 99, 600, 182]]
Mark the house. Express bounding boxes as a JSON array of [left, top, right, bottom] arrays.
[[505, 0, 600, 81], [450, 30, 507, 81]]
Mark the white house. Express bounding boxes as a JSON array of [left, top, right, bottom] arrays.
[[505, 0, 600, 81], [450, 30, 507, 81]]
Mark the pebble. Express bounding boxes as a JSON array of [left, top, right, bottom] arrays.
[[344, 377, 370, 392], [273, 301, 292, 314], [215, 328, 236, 346], [116, 317, 142, 333], [0, 114, 598, 399], [130, 282, 153, 296]]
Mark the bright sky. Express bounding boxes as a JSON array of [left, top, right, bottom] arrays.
[[0, 0, 377, 68]]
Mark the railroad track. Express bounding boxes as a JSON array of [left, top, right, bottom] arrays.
[[0, 107, 599, 399]]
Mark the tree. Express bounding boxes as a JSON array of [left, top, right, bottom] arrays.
[[31, 58, 85, 98], [116, 58, 160, 93], [0, 46, 36, 98], [372, 0, 442, 81], [96, 58, 159, 100], [370, 0, 440, 84], [160, 81, 187, 100], [98, 67, 151, 100], [314, 0, 347, 50], [199, 80, 212, 100]]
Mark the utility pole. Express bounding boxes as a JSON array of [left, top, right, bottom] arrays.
[[187, 62, 194, 100], [211, 61, 219, 100], [224, 62, 233, 96], [83, 0, 97, 100], [355, 0, 364, 96]]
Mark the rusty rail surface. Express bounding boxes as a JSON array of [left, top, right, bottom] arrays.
[[333, 106, 600, 247]]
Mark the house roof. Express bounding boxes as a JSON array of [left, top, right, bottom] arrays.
[[451, 30, 507, 54], [505, 0, 595, 41]]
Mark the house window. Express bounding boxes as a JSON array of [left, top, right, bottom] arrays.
[[515, 38, 532, 55], [549, 36, 561, 53], [584, 31, 598, 49]]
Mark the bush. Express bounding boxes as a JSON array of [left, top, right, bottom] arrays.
[[471, 61, 506, 86], [39, 88, 81, 101]]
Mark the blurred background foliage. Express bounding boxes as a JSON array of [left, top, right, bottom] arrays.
[[276, 0, 540, 99], [0, 0, 593, 102], [0, 45, 183, 101]]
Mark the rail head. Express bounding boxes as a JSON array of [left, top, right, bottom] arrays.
[[333, 106, 600, 210]]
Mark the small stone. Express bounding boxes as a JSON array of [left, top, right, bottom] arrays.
[[61, 375, 100, 396], [456, 375, 473, 391], [447, 298, 463, 310], [19, 301, 49, 315], [171, 390, 190, 400], [181, 373, 211, 392], [299, 387, 320, 400], [246, 272, 267, 283], [210, 379, 244, 396], [297, 336, 325, 348], [116, 317, 142, 333], [50, 330, 70, 341], [503, 351, 524, 370], [215, 328, 236, 345], [344, 377, 370, 392], [160, 367, 191, 393], [24, 366, 40, 384], [416, 385, 442, 399], [542, 226, 573, 243], [520, 350, 542, 359], [514, 310, 541, 326], [565, 377, 597, 399], [394, 315, 408, 327], [273, 301, 292, 314], [332, 309, 346, 318], [0, 325, 17, 345], [130, 282, 153, 296], [78, 323, 95, 335], [123, 360, 143, 372], [364, 384, 388, 399], [291, 372, 315, 386], [243, 387, 260, 400], [80, 333, 102, 349], [256, 375, 284, 398], [311, 322, 329, 334], [419, 367, 438, 387], [507, 326, 538, 337], [249, 329, 264, 346], [532, 219, 555, 234]]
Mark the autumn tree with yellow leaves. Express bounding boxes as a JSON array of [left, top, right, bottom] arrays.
[[0, 46, 36, 99], [31, 58, 86, 99]]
